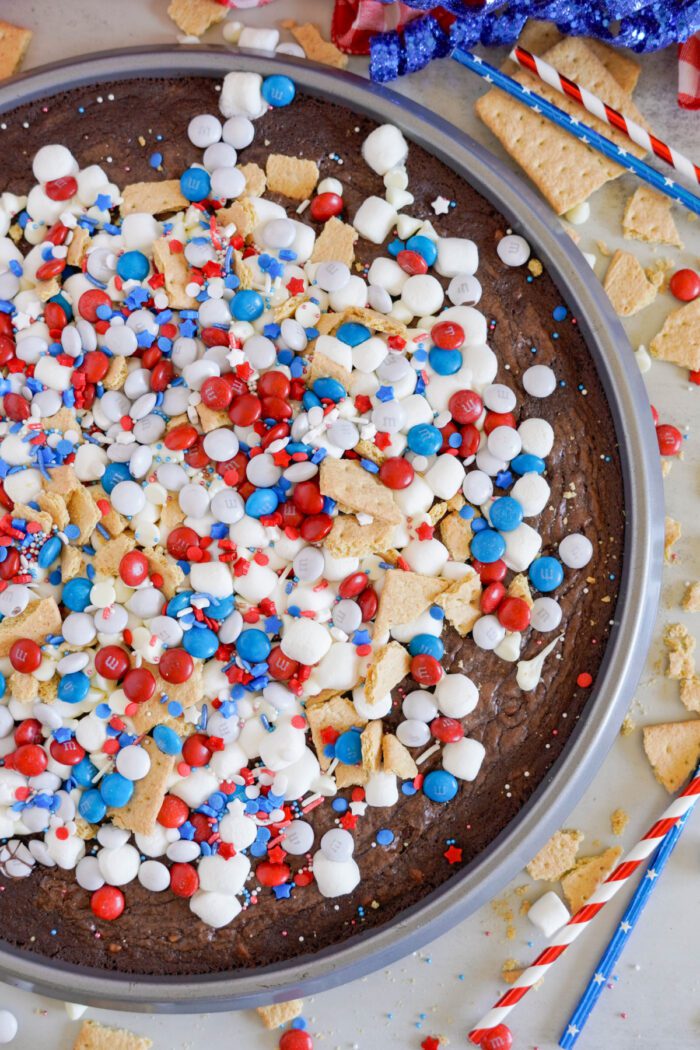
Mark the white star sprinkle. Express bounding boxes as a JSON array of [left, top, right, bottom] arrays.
[[431, 196, 451, 216]]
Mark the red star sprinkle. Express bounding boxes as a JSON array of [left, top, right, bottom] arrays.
[[354, 394, 372, 414], [444, 845, 463, 865], [267, 845, 287, 865], [415, 522, 435, 541], [286, 277, 305, 296], [374, 431, 391, 450], [340, 813, 358, 830]]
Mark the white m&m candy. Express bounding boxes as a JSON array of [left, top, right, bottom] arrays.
[[497, 233, 530, 266], [559, 532, 593, 568]]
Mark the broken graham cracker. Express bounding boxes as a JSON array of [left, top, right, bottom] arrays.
[[364, 642, 411, 706], [643, 719, 700, 792], [680, 677, 700, 714], [320, 458, 402, 526], [665, 517, 682, 563], [152, 238, 199, 310], [610, 807, 629, 836], [256, 1000, 304, 1030], [682, 582, 700, 612], [561, 846, 622, 914], [650, 296, 700, 372], [663, 622, 695, 680], [167, 0, 226, 37], [9, 671, 39, 703], [325, 515, 396, 560], [0, 20, 32, 79], [110, 737, 175, 837], [73, 1018, 152, 1050], [622, 186, 683, 248], [285, 21, 348, 69], [382, 733, 418, 779], [477, 37, 649, 215], [265, 154, 319, 201], [306, 695, 365, 772], [374, 570, 449, 636], [526, 828, 584, 882], [120, 180, 188, 217], [361, 721, 383, 778], [239, 162, 266, 198], [603, 249, 657, 316], [130, 662, 203, 735], [93, 534, 135, 577], [435, 570, 482, 637], [0, 597, 62, 657], [311, 217, 358, 269], [439, 511, 473, 562]]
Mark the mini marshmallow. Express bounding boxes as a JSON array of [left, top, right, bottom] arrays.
[[368, 257, 408, 296], [97, 844, 140, 886], [198, 853, 250, 896], [518, 417, 554, 457], [402, 274, 444, 318], [401, 538, 449, 576], [190, 890, 242, 928], [281, 618, 332, 664], [364, 771, 399, 807], [190, 560, 234, 598], [312, 851, 361, 898], [502, 522, 543, 573], [436, 673, 479, 718], [511, 473, 550, 517], [435, 237, 478, 278], [362, 124, 408, 175], [442, 737, 486, 781], [219, 72, 266, 120], [528, 890, 571, 937], [352, 196, 398, 245]]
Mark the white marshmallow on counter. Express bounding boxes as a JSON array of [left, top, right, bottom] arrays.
[[238, 26, 280, 51], [528, 890, 571, 937], [353, 196, 398, 245], [362, 124, 408, 175]]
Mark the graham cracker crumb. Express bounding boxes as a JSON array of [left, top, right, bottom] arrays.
[[663, 622, 695, 680], [167, 0, 226, 36], [682, 582, 700, 612], [256, 1000, 304, 1030], [610, 808, 629, 836], [665, 516, 681, 563], [73, 1018, 152, 1050], [603, 249, 657, 316], [0, 20, 32, 79], [526, 828, 583, 882]]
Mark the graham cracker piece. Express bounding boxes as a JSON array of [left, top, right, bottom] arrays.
[[650, 296, 700, 371], [266, 154, 319, 201], [160, 496, 186, 534], [682, 582, 700, 612], [680, 677, 700, 714], [73, 1018, 152, 1050], [143, 545, 184, 599], [664, 622, 695, 680], [307, 349, 352, 390], [93, 534, 135, 577], [217, 198, 256, 240], [61, 545, 83, 582], [45, 407, 80, 434], [325, 515, 396, 559], [477, 38, 649, 214], [508, 573, 534, 608], [435, 570, 482, 637], [311, 217, 359, 269], [37, 490, 69, 530], [256, 1000, 304, 1030], [131, 663, 203, 735], [239, 163, 266, 198], [233, 250, 253, 291], [364, 642, 411, 706], [167, 0, 225, 36], [120, 180, 187, 217], [374, 570, 449, 637], [610, 808, 629, 836], [643, 719, 700, 792], [526, 828, 583, 882], [287, 21, 348, 68], [622, 186, 683, 248], [11, 502, 53, 535], [306, 695, 364, 771], [561, 846, 622, 914], [382, 733, 418, 779], [46, 464, 79, 496], [361, 720, 383, 778], [502, 960, 526, 986], [439, 511, 472, 562], [503, 21, 640, 94], [103, 355, 128, 391], [0, 20, 32, 79], [603, 249, 657, 316], [38, 677, 57, 704], [338, 306, 408, 341], [320, 458, 402, 526], [91, 486, 128, 538], [665, 517, 682, 563], [196, 402, 230, 433], [152, 237, 198, 310], [110, 737, 176, 836], [273, 292, 309, 324], [67, 484, 101, 544], [9, 671, 39, 703], [67, 226, 89, 267], [335, 762, 366, 789], [353, 439, 385, 466], [0, 597, 62, 657]]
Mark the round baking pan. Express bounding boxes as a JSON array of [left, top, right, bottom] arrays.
[[0, 46, 664, 1012]]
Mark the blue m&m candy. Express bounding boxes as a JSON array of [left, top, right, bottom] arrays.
[[423, 769, 459, 803], [262, 75, 296, 108], [236, 628, 271, 664], [231, 289, 264, 321], [38, 535, 62, 568], [406, 234, 438, 266], [245, 488, 279, 518], [334, 728, 363, 766], [180, 166, 211, 202], [73, 756, 98, 788], [470, 529, 506, 563], [184, 626, 219, 660], [79, 789, 107, 824], [489, 497, 523, 532], [0, 673, 5, 700], [336, 322, 370, 346], [102, 461, 132, 494], [153, 725, 183, 755], [529, 556, 564, 592], [99, 772, 134, 808], [408, 634, 445, 660], [407, 423, 442, 456], [58, 671, 90, 704], [313, 377, 346, 402], [511, 453, 545, 476], [62, 577, 92, 612], [429, 346, 462, 375], [117, 250, 149, 282]]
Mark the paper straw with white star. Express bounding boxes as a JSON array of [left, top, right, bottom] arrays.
[[468, 764, 700, 1043], [451, 50, 700, 218], [558, 807, 690, 1048], [508, 45, 700, 186]]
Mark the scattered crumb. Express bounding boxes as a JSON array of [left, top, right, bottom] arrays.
[[665, 517, 682, 563], [610, 807, 629, 836], [620, 713, 636, 736], [682, 582, 700, 612]]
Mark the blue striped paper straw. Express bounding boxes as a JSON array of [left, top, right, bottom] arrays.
[[558, 808, 690, 1049], [452, 49, 700, 218]]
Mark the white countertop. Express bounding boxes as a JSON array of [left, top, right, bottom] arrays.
[[0, 2, 698, 1048]]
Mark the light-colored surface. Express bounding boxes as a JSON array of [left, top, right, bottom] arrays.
[[1, 2, 699, 1047]]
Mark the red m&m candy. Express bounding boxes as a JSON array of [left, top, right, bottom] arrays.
[[379, 457, 414, 490], [357, 587, 378, 622], [411, 653, 443, 686], [50, 738, 86, 766], [182, 733, 212, 767], [430, 717, 464, 743], [9, 638, 42, 674], [497, 596, 531, 632], [122, 667, 156, 704], [449, 389, 482, 424], [338, 571, 368, 599], [13, 744, 48, 777], [159, 648, 194, 684], [45, 175, 78, 201], [167, 525, 201, 561], [397, 249, 428, 275], [95, 646, 130, 681], [300, 514, 333, 542], [256, 861, 291, 886], [478, 1024, 513, 1050], [309, 191, 343, 222], [158, 794, 190, 828], [656, 423, 682, 456], [229, 392, 262, 426], [267, 646, 299, 681], [480, 581, 506, 614], [3, 393, 30, 422], [200, 376, 234, 411], [279, 1030, 314, 1050], [119, 550, 149, 586], [170, 862, 199, 898], [91, 885, 125, 921], [431, 320, 464, 349], [669, 267, 700, 302]]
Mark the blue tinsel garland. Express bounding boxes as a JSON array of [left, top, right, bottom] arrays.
[[369, 0, 700, 81]]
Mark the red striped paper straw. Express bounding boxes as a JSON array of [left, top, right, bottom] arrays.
[[468, 767, 700, 1043], [509, 45, 700, 186]]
